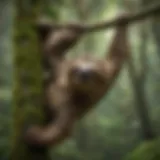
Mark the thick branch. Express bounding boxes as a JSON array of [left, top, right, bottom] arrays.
[[37, 2, 160, 33]]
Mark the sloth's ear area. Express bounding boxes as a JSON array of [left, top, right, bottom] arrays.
[[35, 17, 54, 41]]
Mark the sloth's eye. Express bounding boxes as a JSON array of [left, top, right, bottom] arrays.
[[71, 67, 96, 82]]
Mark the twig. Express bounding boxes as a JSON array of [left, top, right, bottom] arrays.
[[37, 2, 160, 33]]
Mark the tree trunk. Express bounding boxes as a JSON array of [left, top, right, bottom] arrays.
[[128, 57, 155, 140], [11, 0, 51, 159], [150, 0, 160, 58], [121, 0, 155, 140]]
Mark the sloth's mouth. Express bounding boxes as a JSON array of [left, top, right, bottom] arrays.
[[72, 80, 94, 92]]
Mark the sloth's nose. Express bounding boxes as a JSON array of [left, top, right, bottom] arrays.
[[75, 69, 93, 81]]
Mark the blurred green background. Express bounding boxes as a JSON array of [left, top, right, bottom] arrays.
[[0, 0, 160, 159]]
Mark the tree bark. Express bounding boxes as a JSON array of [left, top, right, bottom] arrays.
[[149, 0, 160, 58], [123, 0, 155, 140]]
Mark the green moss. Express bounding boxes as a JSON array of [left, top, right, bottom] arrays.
[[11, 0, 51, 159], [125, 139, 160, 160]]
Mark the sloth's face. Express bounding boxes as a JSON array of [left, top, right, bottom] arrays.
[[68, 58, 107, 92]]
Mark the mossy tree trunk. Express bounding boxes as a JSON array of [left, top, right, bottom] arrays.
[[11, 0, 51, 159]]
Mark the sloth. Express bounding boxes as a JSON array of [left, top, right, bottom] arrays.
[[25, 14, 130, 148]]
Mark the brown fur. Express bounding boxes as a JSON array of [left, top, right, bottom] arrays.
[[25, 14, 130, 147]]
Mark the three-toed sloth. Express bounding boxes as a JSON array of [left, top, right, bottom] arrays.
[[25, 13, 130, 148]]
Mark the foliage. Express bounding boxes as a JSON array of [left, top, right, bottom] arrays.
[[125, 139, 160, 160]]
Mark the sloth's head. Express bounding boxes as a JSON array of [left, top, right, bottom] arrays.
[[68, 57, 107, 92]]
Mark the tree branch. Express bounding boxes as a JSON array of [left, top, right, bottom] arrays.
[[37, 2, 160, 33]]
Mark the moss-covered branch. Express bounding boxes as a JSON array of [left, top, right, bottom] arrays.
[[37, 1, 160, 33]]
